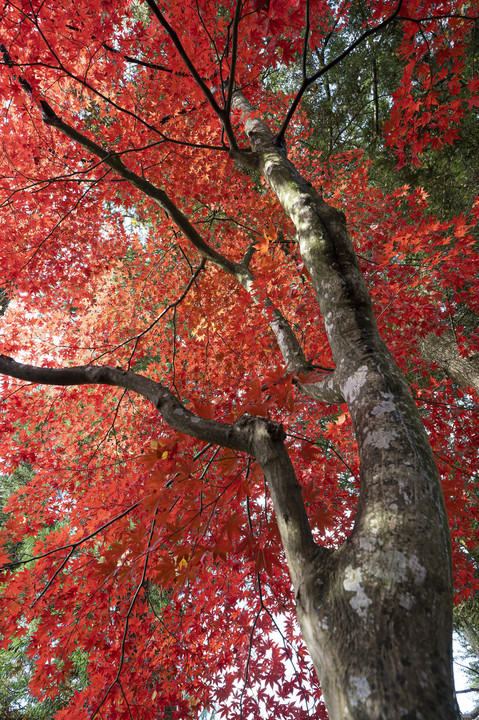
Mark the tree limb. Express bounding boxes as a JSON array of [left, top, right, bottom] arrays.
[[297, 373, 344, 404], [268, 304, 314, 375], [224, 0, 244, 116], [419, 330, 479, 394], [4, 57, 339, 403], [234, 415, 325, 589], [102, 42, 179, 74], [40, 104, 244, 279], [0, 356, 249, 453], [0, 354, 323, 589]]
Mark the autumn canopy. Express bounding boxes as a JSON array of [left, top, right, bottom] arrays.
[[0, 0, 478, 718]]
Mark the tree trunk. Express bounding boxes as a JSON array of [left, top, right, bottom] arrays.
[[234, 91, 460, 719]]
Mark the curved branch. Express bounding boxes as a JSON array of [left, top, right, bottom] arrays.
[[4, 50, 336, 402], [1, 41, 240, 274], [419, 330, 479, 394], [235, 415, 323, 588], [0, 355, 249, 453], [0, 355, 322, 587], [297, 372, 344, 404], [268, 304, 314, 375]]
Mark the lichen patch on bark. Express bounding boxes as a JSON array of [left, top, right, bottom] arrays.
[[371, 399, 397, 417], [343, 566, 372, 619], [349, 675, 372, 706], [342, 365, 369, 401], [363, 428, 397, 449]]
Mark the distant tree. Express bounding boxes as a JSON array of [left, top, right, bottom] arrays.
[[0, 467, 89, 719]]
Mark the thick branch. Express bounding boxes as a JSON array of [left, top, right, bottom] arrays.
[[297, 373, 344, 404], [267, 304, 343, 402], [32, 95, 319, 396], [419, 330, 479, 394], [40, 105, 245, 279], [238, 416, 325, 589], [233, 87, 451, 598], [232, 89, 383, 368], [268, 304, 313, 374], [0, 356, 249, 453], [5, 54, 344, 404], [0, 355, 322, 587]]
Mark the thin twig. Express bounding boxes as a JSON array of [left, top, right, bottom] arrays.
[[302, 0, 311, 83], [1, 500, 142, 571], [91, 504, 160, 719]]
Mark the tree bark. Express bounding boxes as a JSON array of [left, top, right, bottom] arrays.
[[233, 90, 460, 719], [419, 330, 479, 394]]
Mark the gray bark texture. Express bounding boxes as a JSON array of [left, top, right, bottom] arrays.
[[0, 85, 461, 718], [420, 330, 479, 394], [233, 91, 460, 719]]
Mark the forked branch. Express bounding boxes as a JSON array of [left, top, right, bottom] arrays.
[[0, 355, 323, 584], [144, 0, 240, 152], [275, 0, 404, 146]]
